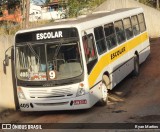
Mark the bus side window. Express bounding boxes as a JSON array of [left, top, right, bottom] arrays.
[[131, 15, 140, 36], [123, 17, 133, 40], [138, 13, 146, 33], [114, 20, 126, 44], [104, 23, 117, 50], [94, 26, 107, 54]]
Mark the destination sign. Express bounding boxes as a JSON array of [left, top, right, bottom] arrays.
[[15, 28, 78, 43], [36, 31, 63, 40]]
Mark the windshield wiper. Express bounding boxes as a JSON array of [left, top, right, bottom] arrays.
[[52, 42, 62, 71], [26, 42, 40, 60], [26, 42, 42, 71], [53, 42, 62, 59]]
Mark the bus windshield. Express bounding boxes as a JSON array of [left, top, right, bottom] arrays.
[[16, 40, 83, 81]]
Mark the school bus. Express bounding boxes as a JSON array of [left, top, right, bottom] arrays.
[[13, 7, 150, 111]]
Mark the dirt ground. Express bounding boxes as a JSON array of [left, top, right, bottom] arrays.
[[1, 38, 160, 131]]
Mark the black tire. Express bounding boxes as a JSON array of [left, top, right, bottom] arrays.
[[132, 55, 139, 76]]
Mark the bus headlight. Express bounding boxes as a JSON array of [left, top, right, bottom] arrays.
[[76, 83, 85, 97], [17, 87, 26, 99], [18, 93, 26, 99]]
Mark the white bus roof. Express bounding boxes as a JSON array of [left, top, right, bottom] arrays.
[[17, 7, 143, 34]]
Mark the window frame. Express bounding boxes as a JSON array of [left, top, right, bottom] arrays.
[[138, 13, 146, 33], [104, 22, 118, 50], [114, 20, 126, 44], [94, 26, 107, 55], [131, 15, 140, 36], [123, 17, 134, 40]]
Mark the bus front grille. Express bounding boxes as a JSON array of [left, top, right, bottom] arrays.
[[28, 88, 73, 99], [34, 101, 69, 106]]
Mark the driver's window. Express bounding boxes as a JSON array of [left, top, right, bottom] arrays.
[[82, 34, 97, 64], [82, 33, 97, 74]]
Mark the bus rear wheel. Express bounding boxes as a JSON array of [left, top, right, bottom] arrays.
[[98, 75, 109, 106], [132, 55, 139, 76]]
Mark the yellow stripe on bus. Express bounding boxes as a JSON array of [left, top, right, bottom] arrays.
[[88, 32, 148, 88]]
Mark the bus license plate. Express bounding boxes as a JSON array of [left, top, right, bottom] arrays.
[[74, 100, 87, 105]]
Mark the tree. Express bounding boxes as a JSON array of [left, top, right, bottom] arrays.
[[25, 0, 30, 28], [67, 0, 87, 17], [139, 0, 160, 9], [45, 0, 50, 4], [157, 0, 159, 9], [68, 0, 105, 17]]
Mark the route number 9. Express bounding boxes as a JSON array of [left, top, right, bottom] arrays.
[[49, 71, 56, 79]]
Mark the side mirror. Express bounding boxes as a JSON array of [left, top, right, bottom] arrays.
[[4, 54, 10, 66], [3, 46, 13, 74], [4, 46, 13, 67]]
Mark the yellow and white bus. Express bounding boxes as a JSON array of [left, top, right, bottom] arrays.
[[14, 7, 150, 111]]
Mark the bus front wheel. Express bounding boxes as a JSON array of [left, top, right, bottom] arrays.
[[97, 75, 109, 106]]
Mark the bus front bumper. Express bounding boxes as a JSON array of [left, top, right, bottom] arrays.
[[18, 94, 92, 111]]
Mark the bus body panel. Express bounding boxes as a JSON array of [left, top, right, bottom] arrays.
[[88, 31, 149, 90]]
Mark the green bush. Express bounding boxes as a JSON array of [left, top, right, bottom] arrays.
[[68, 0, 106, 17]]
